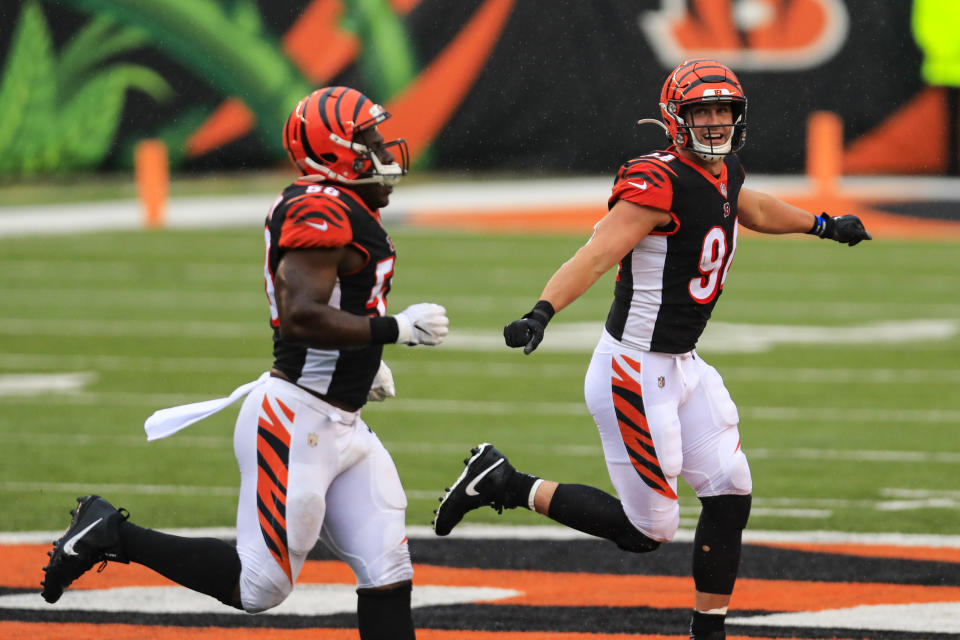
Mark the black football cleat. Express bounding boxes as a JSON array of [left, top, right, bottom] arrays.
[[41, 495, 129, 603], [432, 443, 514, 536]]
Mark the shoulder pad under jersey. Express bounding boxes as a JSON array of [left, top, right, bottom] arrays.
[[609, 152, 679, 212], [278, 185, 353, 249]]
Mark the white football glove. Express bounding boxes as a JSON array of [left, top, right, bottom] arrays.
[[394, 303, 449, 346], [367, 360, 396, 402]]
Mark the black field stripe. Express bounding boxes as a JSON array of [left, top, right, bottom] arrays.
[[5, 606, 946, 639], [399, 538, 960, 585], [9, 538, 960, 638]]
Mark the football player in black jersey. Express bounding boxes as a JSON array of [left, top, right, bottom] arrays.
[[42, 87, 448, 640], [434, 59, 870, 640]]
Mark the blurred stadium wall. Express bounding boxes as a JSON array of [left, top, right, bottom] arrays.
[[0, 0, 955, 178]]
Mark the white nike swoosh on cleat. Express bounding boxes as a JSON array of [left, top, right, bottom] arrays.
[[305, 220, 329, 231], [62, 517, 102, 556], [628, 180, 648, 191], [465, 458, 505, 497]]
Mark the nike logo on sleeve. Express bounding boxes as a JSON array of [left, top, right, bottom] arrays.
[[628, 180, 649, 191]]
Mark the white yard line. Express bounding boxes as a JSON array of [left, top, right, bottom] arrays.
[[3, 352, 960, 384], [2, 175, 958, 237], [0, 390, 958, 424]]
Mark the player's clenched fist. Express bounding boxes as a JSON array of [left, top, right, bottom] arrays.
[[504, 300, 555, 355], [395, 303, 449, 345], [809, 212, 872, 246]]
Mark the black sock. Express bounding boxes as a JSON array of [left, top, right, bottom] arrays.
[[119, 521, 242, 608], [690, 609, 725, 639], [357, 582, 415, 640], [501, 470, 538, 509], [547, 484, 659, 552]]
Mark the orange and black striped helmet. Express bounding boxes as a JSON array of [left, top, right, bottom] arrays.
[[282, 86, 409, 185], [658, 59, 747, 161]]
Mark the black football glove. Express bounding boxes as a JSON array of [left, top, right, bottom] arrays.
[[503, 300, 555, 355], [808, 212, 872, 246]]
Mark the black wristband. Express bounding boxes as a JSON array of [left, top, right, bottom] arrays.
[[369, 316, 399, 344], [523, 300, 556, 326]]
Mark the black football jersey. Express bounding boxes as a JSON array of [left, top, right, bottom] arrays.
[[264, 180, 396, 407], [604, 148, 745, 353]]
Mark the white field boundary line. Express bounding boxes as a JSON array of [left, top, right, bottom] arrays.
[[3, 482, 959, 529], [2, 353, 960, 384], [4, 521, 960, 548], [1, 175, 958, 237]]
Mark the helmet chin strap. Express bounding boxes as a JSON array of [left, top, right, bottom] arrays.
[[689, 134, 732, 162], [638, 117, 729, 161]]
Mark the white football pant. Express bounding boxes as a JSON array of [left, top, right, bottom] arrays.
[[584, 330, 752, 542], [233, 377, 412, 612]]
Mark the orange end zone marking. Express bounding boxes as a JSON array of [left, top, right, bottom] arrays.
[[7, 545, 960, 613], [753, 540, 960, 564]]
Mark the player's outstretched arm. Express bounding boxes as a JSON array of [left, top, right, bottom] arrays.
[[504, 200, 670, 355], [738, 188, 871, 246], [275, 248, 449, 348], [807, 212, 872, 246]]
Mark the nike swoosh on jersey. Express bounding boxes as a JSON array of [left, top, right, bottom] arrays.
[[305, 220, 329, 231], [62, 517, 103, 556], [628, 180, 649, 191], [465, 457, 505, 496]]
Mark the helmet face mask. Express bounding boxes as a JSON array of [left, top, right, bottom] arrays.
[[659, 59, 747, 163], [283, 86, 409, 186]]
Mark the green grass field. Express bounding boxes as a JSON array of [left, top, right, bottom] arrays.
[[1, 226, 958, 535]]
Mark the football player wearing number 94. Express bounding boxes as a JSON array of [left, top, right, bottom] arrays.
[[433, 59, 869, 640], [41, 87, 448, 640]]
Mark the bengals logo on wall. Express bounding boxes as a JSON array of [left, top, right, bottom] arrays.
[[641, 0, 849, 70]]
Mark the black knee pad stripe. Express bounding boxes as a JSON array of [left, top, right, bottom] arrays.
[[700, 493, 752, 530], [693, 494, 752, 594], [357, 582, 414, 640]]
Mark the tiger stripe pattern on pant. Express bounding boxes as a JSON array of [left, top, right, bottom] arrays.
[[255, 394, 294, 582], [610, 354, 678, 500]]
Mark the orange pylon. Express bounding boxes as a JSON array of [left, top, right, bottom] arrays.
[[135, 139, 169, 229], [806, 111, 843, 197]]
